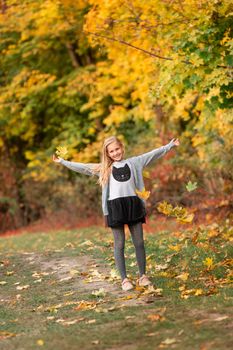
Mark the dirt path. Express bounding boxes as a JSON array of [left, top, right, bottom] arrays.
[[24, 252, 162, 307]]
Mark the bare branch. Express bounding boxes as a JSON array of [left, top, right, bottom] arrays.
[[84, 30, 191, 64], [84, 30, 229, 69]]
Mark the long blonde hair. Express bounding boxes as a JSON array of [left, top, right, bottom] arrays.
[[98, 136, 125, 187]]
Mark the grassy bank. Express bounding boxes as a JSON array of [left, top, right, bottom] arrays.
[[0, 222, 232, 350]]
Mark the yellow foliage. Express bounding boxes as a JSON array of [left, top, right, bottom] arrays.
[[135, 188, 150, 200], [203, 257, 214, 270], [157, 201, 194, 224]]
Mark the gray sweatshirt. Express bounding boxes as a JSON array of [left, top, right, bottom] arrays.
[[60, 140, 176, 216]]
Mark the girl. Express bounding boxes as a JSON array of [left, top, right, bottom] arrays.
[[53, 136, 179, 291]]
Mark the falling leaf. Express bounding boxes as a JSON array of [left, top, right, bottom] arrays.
[[135, 187, 150, 200], [157, 201, 194, 224], [186, 181, 198, 192]]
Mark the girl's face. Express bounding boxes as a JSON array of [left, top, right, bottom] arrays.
[[107, 141, 123, 162]]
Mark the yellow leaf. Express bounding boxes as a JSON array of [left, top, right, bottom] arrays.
[[161, 338, 177, 345], [16, 285, 30, 290], [6, 271, 14, 276], [168, 244, 181, 252], [91, 288, 106, 297], [175, 272, 189, 281], [203, 257, 214, 270], [74, 301, 97, 311], [177, 213, 194, 223], [37, 339, 44, 346], [194, 289, 204, 296], [0, 281, 7, 285], [135, 188, 150, 200], [55, 146, 68, 159]]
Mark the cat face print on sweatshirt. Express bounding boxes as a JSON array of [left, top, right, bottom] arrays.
[[112, 164, 131, 182]]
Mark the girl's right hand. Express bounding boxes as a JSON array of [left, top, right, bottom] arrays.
[[52, 154, 61, 163]]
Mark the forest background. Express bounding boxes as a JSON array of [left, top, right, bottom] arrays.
[[0, 0, 232, 234]]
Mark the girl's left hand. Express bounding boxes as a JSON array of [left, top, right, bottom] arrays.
[[172, 138, 180, 146]]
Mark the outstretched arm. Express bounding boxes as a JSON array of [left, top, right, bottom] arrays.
[[52, 154, 99, 177], [130, 138, 179, 168]]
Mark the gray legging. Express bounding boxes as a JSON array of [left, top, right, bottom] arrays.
[[111, 222, 146, 281]]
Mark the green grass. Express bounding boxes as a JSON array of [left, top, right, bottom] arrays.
[[0, 223, 232, 350]]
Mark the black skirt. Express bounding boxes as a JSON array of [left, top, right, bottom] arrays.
[[106, 196, 146, 228]]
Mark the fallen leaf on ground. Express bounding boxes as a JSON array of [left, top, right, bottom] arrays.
[[92, 340, 100, 345], [92, 288, 106, 297], [6, 271, 14, 276], [36, 339, 44, 346], [147, 314, 165, 322], [175, 272, 189, 281], [16, 285, 30, 290], [59, 276, 73, 282], [118, 295, 135, 301], [161, 337, 177, 345], [85, 319, 96, 324], [155, 263, 169, 271], [0, 331, 17, 339], [203, 257, 214, 270], [74, 300, 98, 311], [213, 315, 229, 321]]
